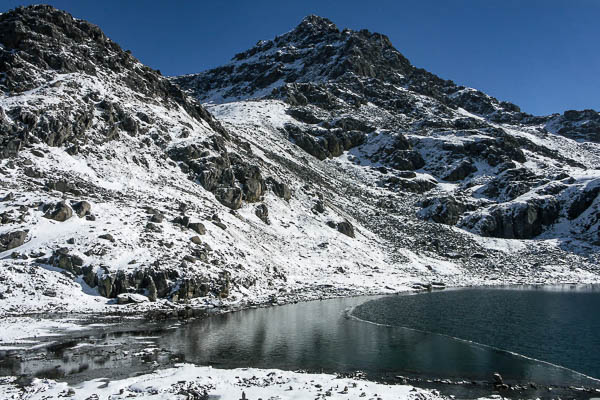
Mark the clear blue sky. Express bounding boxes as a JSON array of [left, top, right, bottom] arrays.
[[2, 1, 598, 115]]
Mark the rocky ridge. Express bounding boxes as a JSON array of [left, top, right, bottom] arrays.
[[0, 8, 599, 316], [175, 15, 600, 252]]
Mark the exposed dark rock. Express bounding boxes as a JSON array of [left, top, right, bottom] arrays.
[[464, 197, 560, 239], [150, 213, 164, 223], [327, 220, 355, 238], [99, 233, 115, 242], [214, 186, 243, 209], [568, 185, 599, 220], [337, 221, 355, 238], [388, 150, 425, 171], [420, 196, 465, 225], [190, 236, 202, 245], [71, 200, 91, 217], [0, 230, 27, 252], [49, 247, 84, 274], [268, 177, 292, 201], [255, 204, 270, 224], [443, 160, 477, 181], [233, 163, 264, 202], [43, 201, 73, 221], [312, 199, 325, 214], [188, 222, 206, 235]]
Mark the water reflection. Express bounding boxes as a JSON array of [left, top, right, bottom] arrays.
[[1, 288, 598, 390], [155, 294, 598, 387]]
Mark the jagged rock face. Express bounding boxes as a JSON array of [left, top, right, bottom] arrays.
[[546, 109, 600, 143], [178, 14, 600, 250], [0, 230, 27, 252], [0, 5, 303, 308], [2, 8, 600, 314], [0, 5, 227, 158]]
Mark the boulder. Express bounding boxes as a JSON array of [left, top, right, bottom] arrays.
[[463, 198, 560, 239], [49, 248, 84, 274], [268, 178, 292, 201], [99, 233, 115, 242], [419, 196, 465, 226], [71, 200, 91, 217], [328, 220, 355, 238], [215, 186, 243, 209], [337, 221, 355, 238], [0, 230, 27, 252], [443, 160, 477, 181], [568, 185, 599, 220], [116, 293, 149, 305], [43, 201, 73, 221], [190, 235, 202, 244], [255, 204, 270, 224], [188, 222, 206, 235], [234, 163, 264, 202], [389, 150, 425, 171]]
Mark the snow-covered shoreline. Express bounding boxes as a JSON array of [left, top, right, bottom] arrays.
[[0, 364, 448, 400]]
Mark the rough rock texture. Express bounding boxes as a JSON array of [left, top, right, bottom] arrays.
[[43, 201, 73, 221], [0, 230, 27, 252], [1, 9, 599, 315], [178, 14, 600, 250]]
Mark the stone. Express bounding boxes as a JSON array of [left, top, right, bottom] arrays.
[[420, 196, 465, 226], [150, 213, 164, 223], [327, 220, 355, 238], [188, 222, 206, 235], [1, 192, 15, 202], [146, 276, 158, 302], [312, 200, 325, 214], [255, 204, 270, 224], [190, 235, 202, 244], [268, 178, 292, 201], [117, 293, 149, 305], [215, 186, 243, 209], [43, 201, 73, 222], [493, 372, 504, 385], [71, 200, 91, 217], [234, 163, 265, 202], [49, 248, 84, 274], [0, 230, 27, 252], [336, 221, 355, 238], [443, 160, 477, 181], [99, 233, 115, 242], [568, 186, 599, 220], [389, 150, 425, 171]]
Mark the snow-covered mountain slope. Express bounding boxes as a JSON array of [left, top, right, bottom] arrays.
[[174, 15, 600, 256], [0, 7, 598, 317]]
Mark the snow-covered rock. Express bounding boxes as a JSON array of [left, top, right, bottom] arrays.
[[0, 7, 599, 319]]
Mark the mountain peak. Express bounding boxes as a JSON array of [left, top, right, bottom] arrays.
[[295, 14, 338, 33]]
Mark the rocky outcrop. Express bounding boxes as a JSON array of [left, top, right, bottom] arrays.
[[71, 200, 91, 217], [327, 220, 355, 238], [443, 160, 477, 181], [0, 5, 228, 159], [267, 178, 292, 201], [283, 124, 365, 160], [43, 201, 73, 221], [255, 204, 270, 224], [0, 230, 27, 252], [49, 247, 84, 274], [463, 198, 560, 239], [568, 185, 599, 220], [419, 196, 466, 226]]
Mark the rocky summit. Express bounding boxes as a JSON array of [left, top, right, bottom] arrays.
[[1, 8, 599, 316]]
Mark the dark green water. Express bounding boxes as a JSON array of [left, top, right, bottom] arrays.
[[2, 285, 599, 396], [352, 285, 600, 382]]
